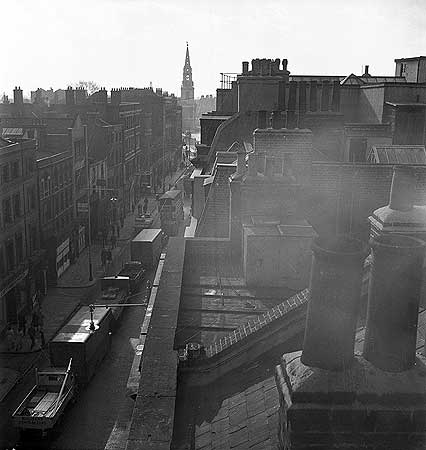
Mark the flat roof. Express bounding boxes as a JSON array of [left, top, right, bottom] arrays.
[[200, 115, 231, 120], [160, 189, 181, 200], [386, 101, 426, 107], [132, 228, 162, 242], [52, 305, 110, 343], [395, 56, 426, 62]]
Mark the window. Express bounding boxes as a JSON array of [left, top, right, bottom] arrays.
[[11, 161, 20, 179], [6, 240, 14, 270], [2, 164, 10, 183], [0, 247, 5, 275], [30, 226, 37, 252], [3, 198, 12, 224], [15, 232, 23, 263], [29, 187, 36, 210], [13, 193, 21, 218], [27, 157, 34, 174]]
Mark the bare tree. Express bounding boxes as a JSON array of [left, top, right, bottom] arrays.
[[73, 80, 101, 95]]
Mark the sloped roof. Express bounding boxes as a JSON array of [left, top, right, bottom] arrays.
[[368, 145, 426, 164], [340, 73, 365, 85], [2, 127, 24, 137], [340, 74, 407, 86]]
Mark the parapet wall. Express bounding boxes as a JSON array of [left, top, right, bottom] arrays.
[[125, 238, 185, 450]]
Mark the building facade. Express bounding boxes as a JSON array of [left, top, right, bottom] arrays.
[[36, 150, 74, 282], [0, 138, 41, 333]]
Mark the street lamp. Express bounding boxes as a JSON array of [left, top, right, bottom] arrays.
[[84, 125, 93, 282]]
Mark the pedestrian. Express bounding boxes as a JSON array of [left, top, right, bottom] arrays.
[[101, 249, 107, 268], [32, 311, 39, 330], [28, 324, 36, 350], [16, 328, 24, 351], [39, 326, 46, 348], [111, 234, 117, 249], [6, 325, 15, 351]]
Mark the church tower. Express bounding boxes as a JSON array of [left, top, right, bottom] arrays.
[[181, 42, 196, 132]]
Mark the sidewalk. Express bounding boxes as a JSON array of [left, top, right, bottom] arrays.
[[0, 164, 191, 401]]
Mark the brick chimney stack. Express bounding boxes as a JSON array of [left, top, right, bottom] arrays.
[[13, 86, 23, 105], [111, 88, 122, 105], [65, 86, 75, 105]]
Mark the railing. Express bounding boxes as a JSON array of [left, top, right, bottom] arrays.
[[220, 73, 238, 89]]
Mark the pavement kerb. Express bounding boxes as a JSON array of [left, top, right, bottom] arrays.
[[56, 280, 97, 289]]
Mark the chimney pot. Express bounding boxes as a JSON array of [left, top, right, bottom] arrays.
[[270, 110, 283, 129], [247, 153, 258, 176], [301, 236, 368, 370], [257, 110, 267, 129], [236, 148, 246, 176], [242, 61, 249, 74], [363, 234, 426, 372], [389, 165, 416, 211]]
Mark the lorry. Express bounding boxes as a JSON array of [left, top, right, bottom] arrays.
[[159, 189, 184, 237], [12, 360, 75, 436], [116, 261, 146, 293], [13, 277, 134, 436], [49, 306, 114, 385], [130, 228, 163, 269], [99, 276, 131, 324], [134, 212, 154, 233], [49, 276, 130, 385]]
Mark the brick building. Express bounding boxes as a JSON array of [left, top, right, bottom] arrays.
[[36, 149, 74, 282], [0, 138, 42, 334], [113, 86, 182, 193], [199, 57, 426, 170]]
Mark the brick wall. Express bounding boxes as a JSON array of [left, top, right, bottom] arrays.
[[310, 162, 426, 237], [183, 237, 232, 282], [301, 113, 344, 160], [241, 182, 302, 220], [253, 128, 313, 184]]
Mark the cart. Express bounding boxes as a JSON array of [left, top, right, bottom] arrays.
[[12, 359, 75, 436]]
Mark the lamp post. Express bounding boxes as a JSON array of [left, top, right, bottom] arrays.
[[84, 125, 93, 282]]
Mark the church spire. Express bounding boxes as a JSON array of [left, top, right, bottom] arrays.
[[181, 42, 195, 132], [182, 42, 193, 89], [185, 41, 190, 67]]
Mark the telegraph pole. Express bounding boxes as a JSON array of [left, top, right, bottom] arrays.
[[84, 125, 93, 281]]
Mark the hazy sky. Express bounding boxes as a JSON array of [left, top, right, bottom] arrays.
[[1, 0, 425, 99]]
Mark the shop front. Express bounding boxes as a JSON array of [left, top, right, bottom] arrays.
[[56, 238, 70, 278]]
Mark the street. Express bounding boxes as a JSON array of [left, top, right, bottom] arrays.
[[15, 286, 147, 450], [0, 167, 189, 450]]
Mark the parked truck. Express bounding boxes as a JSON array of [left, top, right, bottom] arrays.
[[49, 276, 130, 385], [12, 360, 75, 436], [130, 228, 163, 269], [116, 261, 146, 293], [159, 189, 184, 237]]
